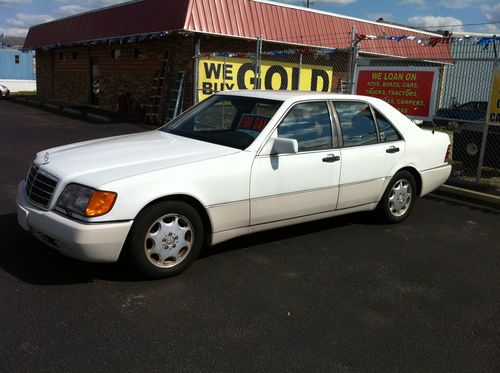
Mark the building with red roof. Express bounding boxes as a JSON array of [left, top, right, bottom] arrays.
[[24, 0, 451, 121]]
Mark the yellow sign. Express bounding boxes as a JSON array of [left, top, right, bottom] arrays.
[[487, 66, 500, 125], [198, 57, 334, 101]]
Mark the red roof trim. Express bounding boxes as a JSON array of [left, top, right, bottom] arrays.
[[24, 0, 451, 60]]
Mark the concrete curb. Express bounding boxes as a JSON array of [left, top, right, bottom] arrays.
[[86, 113, 111, 123], [9, 96, 113, 123], [43, 103, 60, 111], [62, 107, 84, 116], [26, 99, 42, 105], [434, 184, 500, 210]]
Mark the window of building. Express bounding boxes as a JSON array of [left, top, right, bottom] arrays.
[[110, 49, 121, 59], [59, 52, 65, 61], [134, 48, 145, 59], [14, 55, 20, 64], [277, 101, 333, 152], [72, 52, 79, 60]]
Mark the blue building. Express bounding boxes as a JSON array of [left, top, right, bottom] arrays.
[[0, 48, 36, 92]]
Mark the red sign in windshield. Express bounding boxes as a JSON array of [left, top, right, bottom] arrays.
[[238, 115, 271, 132]]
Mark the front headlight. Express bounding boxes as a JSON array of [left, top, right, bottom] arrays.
[[56, 183, 117, 217]]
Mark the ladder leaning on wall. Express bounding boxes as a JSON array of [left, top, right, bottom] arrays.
[[145, 50, 169, 124], [164, 72, 186, 122]]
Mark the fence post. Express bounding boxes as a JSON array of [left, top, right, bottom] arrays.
[[223, 54, 227, 91], [347, 26, 358, 94], [475, 123, 489, 184], [298, 53, 303, 91], [193, 35, 200, 105], [255, 35, 263, 89], [475, 40, 499, 183]]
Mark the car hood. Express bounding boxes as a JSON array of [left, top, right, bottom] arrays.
[[35, 130, 240, 186]]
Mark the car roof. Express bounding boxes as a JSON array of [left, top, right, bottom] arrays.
[[215, 90, 385, 105]]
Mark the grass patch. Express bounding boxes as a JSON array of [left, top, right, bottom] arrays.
[[12, 91, 37, 96]]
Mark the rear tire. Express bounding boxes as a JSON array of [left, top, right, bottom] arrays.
[[377, 170, 417, 223], [127, 200, 204, 278]]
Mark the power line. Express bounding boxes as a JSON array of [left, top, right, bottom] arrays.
[[409, 21, 500, 29]]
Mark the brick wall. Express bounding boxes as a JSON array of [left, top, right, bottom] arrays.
[[35, 37, 196, 117], [54, 48, 89, 103], [34, 33, 349, 117], [35, 51, 52, 100]]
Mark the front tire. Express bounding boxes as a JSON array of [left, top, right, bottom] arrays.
[[127, 201, 204, 278], [377, 171, 416, 223]]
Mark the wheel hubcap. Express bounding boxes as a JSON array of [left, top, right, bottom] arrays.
[[388, 179, 412, 217], [144, 214, 194, 268]]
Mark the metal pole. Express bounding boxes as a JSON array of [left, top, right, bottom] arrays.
[[475, 39, 498, 183], [254, 36, 263, 90], [347, 26, 357, 94], [475, 119, 490, 184], [352, 26, 359, 94], [223, 54, 227, 90], [193, 35, 200, 104], [298, 53, 303, 91]]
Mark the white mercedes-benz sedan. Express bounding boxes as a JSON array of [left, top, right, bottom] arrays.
[[17, 91, 451, 278]]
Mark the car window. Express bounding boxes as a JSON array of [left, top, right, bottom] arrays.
[[193, 100, 238, 131], [277, 102, 333, 152], [477, 102, 488, 112], [458, 102, 475, 111], [334, 102, 378, 147], [374, 110, 402, 142], [163, 95, 282, 150]]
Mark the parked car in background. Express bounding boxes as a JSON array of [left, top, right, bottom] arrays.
[[17, 91, 451, 278], [433, 101, 487, 127], [0, 84, 10, 98], [453, 122, 500, 169]]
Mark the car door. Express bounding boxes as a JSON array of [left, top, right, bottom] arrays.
[[334, 101, 405, 210], [250, 101, 341, 225]]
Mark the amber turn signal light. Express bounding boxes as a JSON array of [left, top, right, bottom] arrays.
[[85, 191, 117, 217]]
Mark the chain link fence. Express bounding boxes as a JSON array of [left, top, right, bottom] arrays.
[[194, 37, 500, 194], [355, 43, 499, 194], [195, 44, 351, 102]]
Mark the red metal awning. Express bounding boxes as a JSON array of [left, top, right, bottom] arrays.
[[24, 0, 451, 60]]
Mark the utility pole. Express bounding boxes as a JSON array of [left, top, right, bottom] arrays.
[[305, 0, 312, 8]]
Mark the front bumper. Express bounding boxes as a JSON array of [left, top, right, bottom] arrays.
[[16, 181, 133, 263]]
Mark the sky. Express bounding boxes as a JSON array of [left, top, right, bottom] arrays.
[[0, 0, 499, 38]]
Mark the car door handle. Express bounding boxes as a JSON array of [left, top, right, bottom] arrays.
[[322, 154, 340, 163], [386, 146, 400, 154]]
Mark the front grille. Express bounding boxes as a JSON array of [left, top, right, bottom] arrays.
[[25, 165, 58, 208]]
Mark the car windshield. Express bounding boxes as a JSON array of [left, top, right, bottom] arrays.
[[161, 95, 283, 150]]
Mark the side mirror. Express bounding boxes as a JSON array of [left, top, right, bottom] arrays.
[[271, 137, 298, 155]]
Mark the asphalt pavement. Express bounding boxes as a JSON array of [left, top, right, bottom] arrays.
[[1, 99, 499, 372]]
